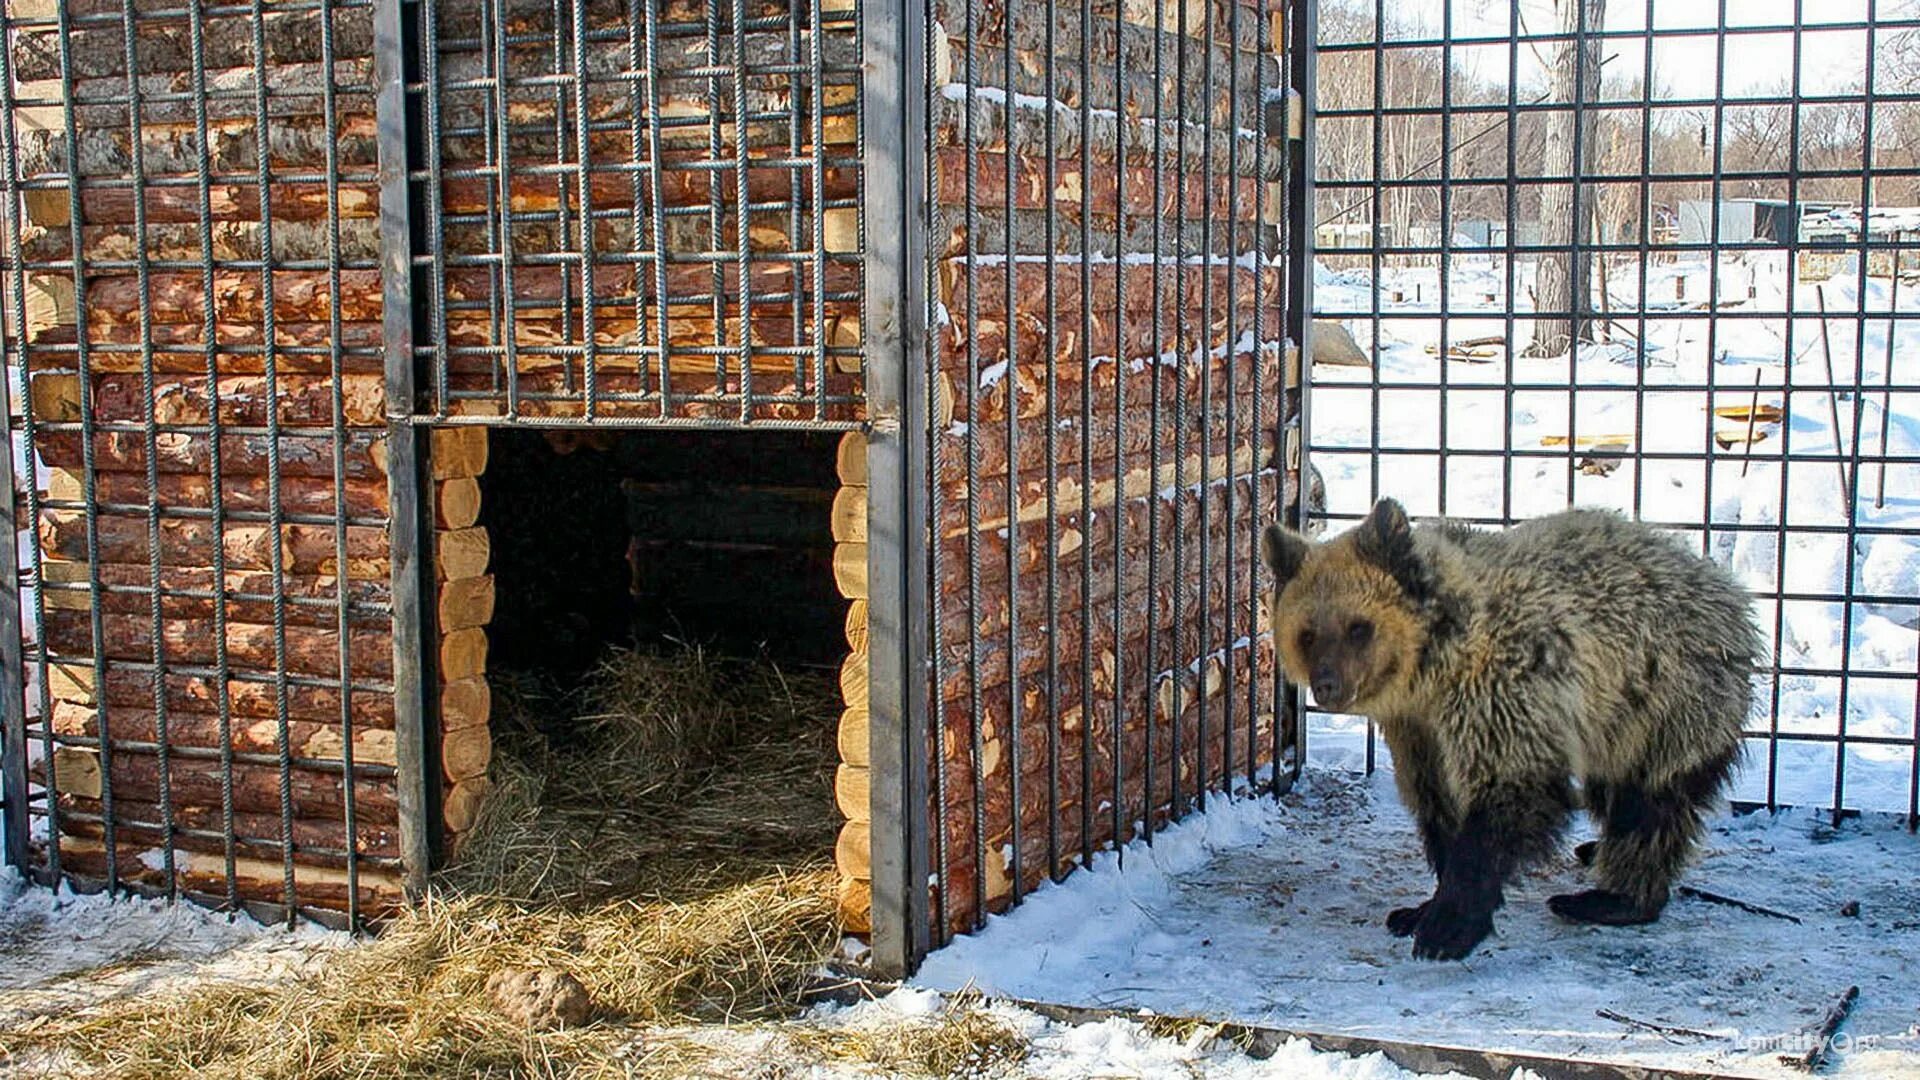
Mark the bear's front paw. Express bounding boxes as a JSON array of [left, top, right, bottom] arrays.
[[1386, 899, 1431, 937], [1411, 901, 1494, 960]]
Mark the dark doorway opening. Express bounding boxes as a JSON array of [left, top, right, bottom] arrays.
[[478, 428, 849, 676]]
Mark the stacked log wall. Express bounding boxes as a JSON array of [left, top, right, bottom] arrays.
[[4, 0, 1300, 945], [421, 0, 869, 891], [831, 430, 871, 931], [5, 0, 874, 924], [622, 431, 848, 663], [432, 428, 495, 840], [418, 0, 867, 425], [922, 0, 1298, 938], [8, 0, 405, 916]]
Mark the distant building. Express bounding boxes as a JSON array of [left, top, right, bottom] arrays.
[[1678, 198, 1834, 245], [1803, 205, 1920, 242], [1313, 221, 1443, 251], [1454, 219, 1542, 249]]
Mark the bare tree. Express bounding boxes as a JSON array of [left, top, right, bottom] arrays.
[[1313, 3, 1449, 263], [1528, 0, 1607, 357]]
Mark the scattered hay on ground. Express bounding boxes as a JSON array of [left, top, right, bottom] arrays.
[[793, 987, 1031, 1078], [1, 648, 951, 1080]]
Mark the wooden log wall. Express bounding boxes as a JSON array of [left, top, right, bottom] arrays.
[[7, 0, 406, 916], [622, 431, 848, 666], [419, 0, 867, 424], [6, 0, 872, 929], [915, 0, 1299, 939], [7, 0, 1299, 945]]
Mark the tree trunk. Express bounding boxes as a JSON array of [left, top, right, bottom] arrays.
[[1530, 0, 1607, 357]]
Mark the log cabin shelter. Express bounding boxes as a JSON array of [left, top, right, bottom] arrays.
[[0, 0, 1310, 979]]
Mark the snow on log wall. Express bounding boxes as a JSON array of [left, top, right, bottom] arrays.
[[920, 0, 1296, 938]]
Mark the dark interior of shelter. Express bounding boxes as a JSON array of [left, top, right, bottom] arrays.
[[478, 429, 849, 677]]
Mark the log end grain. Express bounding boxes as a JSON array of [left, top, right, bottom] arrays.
[[834, 818, 870, 882], [438, 575, 495, 631], [441, 722, 493, 785], [836, 704, 868, 768], [834, 763, 869, 823], [838, 650, 868, 711], [837, 875, 872, 935], [430, 426, 489, 480], [440, 627, 489, 681], [843, 598, 867, 655], [443, 774, 493, 834], [835, 430, 867, 486], [441, 675, 491, 732], [830, 485, 867, 544], [24, 274, 75, 339], [435, 527, 492, 582], [438, 477, 483, 529], [832, 542, 867, 600]]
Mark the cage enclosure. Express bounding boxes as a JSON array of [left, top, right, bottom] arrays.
[[0, 0, 1308, 978]]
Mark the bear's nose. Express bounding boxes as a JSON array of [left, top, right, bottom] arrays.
[[1310, 665, 1341, 705]]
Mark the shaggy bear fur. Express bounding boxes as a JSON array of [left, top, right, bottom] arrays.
[[1263, 499, 1761, 960]]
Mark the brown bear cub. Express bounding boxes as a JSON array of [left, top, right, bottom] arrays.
[[1263, 499, 1761, 961]]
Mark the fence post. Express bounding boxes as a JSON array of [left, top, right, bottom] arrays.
[[1282, 0, 1317, 779], [0, 46, 24, 867], [373, 0, 434, 898], [862, 0, 932, 979]]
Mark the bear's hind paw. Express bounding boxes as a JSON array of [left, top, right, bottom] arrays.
[[1547, 889, 1661, 926]]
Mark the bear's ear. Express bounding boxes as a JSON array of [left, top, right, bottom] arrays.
[[1353, 498, 1433, 602], [1261, 521, 1310, 587]]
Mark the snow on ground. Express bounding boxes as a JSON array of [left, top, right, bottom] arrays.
[[1308, 251, 1920, 814], [7, 787, 1910, 1080], [0, 867, 1511, 1079], [0, 867, 346, 1031], [796, 987, 1511, 1079], [916, 768, 1920, 1079], [634, 986, 1525, 1079]]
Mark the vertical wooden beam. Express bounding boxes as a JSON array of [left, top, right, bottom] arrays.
[[0, 20, 33, 873], [374, 0, 434, 896], [860, 0, 932, 980], [1281, 0, 1317, 784]]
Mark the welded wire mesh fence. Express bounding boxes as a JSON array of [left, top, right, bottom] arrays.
[[402, 0, 867, 426], [1306, 0, 1920, 824]]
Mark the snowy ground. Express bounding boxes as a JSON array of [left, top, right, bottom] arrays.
[[916, 768, 1920, 1079], [0, 867, 1507, 1080], [789, 988, 1512, 1079], [0, 869, 347, 1033], [1308, 251, 1920, 815], [8, 782, 1913, 1080]]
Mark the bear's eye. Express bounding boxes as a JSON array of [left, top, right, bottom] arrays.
[[1346, 620, 1374, 646], [1297, 629, 1317, 651]]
